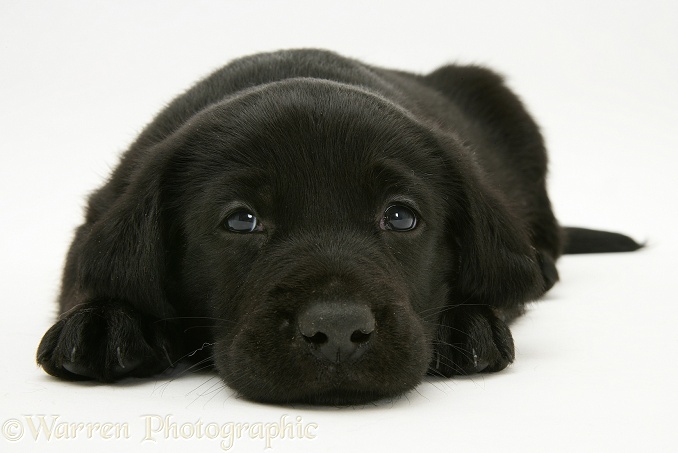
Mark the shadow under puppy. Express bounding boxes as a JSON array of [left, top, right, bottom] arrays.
[[37, 49, 641, 405]]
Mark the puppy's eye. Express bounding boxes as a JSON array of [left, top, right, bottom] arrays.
[[224, 211, 259, 233], [381, 205, 417, 231]]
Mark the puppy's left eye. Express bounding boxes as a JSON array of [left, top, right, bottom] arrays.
[[381, 205, 418, 231], [224, 211, 260, 233]]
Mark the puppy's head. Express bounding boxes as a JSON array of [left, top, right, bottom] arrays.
[[96, 78, 544, 404]]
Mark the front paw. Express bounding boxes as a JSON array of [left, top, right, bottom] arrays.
[[431, 305, 515, 376], [37, 302, 179, 382]]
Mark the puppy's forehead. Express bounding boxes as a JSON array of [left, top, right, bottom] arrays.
[[184, 78, 442, 185]]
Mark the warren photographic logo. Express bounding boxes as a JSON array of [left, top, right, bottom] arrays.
[[2, 414, 318, 450]]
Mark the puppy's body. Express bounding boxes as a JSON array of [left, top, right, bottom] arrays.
[[38, 50, 638, 405]]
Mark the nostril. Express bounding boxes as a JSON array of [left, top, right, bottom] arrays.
[[350, 329, 372, 344], [303, 332, 328, 345], [297, 301, 375, 363]]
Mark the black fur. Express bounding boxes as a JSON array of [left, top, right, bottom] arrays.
[[563, 227, 643, 254], [37, 49, 641, 405]]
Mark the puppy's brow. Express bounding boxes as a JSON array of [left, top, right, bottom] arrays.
[[370, 159, 430, 200]]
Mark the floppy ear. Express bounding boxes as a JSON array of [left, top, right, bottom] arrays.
[[450, 174, 546, 308], [71, 151, 173, 320]]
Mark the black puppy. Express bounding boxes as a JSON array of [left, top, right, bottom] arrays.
[[37, 50, 640, 405]]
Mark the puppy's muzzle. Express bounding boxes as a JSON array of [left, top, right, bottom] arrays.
[[298, 301, 375, 363]]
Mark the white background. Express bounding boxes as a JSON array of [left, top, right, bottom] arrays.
[[1, 1, 676, 451]]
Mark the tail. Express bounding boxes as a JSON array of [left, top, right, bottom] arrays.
[[562, 227, 644, 254]]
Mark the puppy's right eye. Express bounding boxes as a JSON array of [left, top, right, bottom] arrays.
[[381, 204, 418, 232], [224, 211, 259, 233]]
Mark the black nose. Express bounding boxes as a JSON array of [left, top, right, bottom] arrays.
[[298, 301, 375, 363]]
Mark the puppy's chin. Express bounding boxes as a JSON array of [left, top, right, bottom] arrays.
[[265, 388, 396, 407], [217, 359, 430, 406]]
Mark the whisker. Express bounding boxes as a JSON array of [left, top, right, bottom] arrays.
[[418, 302, 491, 321], [181, 342, 215, 361], [183, 325, 219, 333]]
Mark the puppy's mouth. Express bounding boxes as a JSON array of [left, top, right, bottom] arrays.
[[224, 360, 409, 406], [286, 388, 389, 406]]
